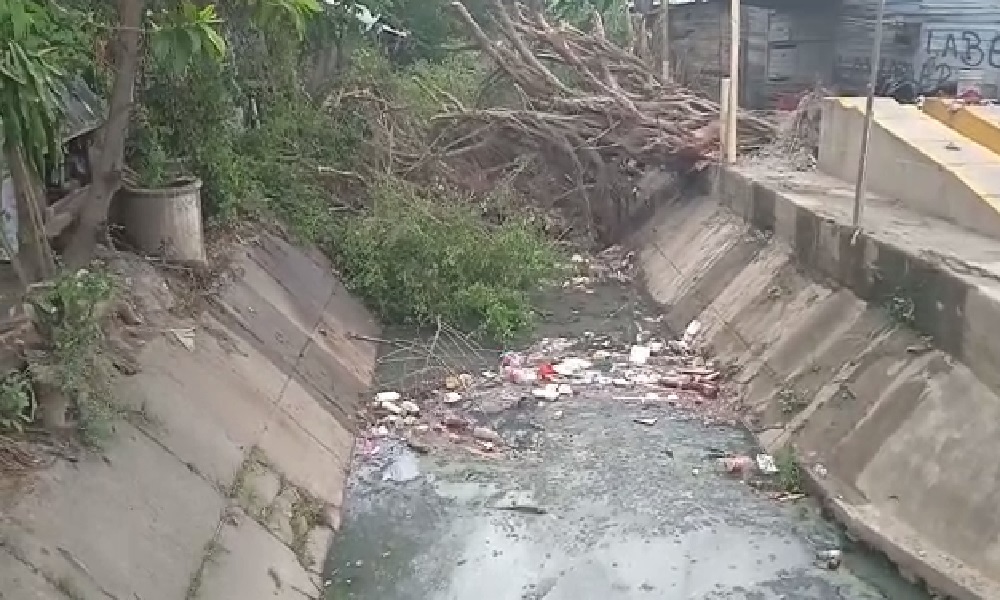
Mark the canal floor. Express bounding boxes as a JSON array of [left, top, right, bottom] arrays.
[[327, 254, 929, 600]]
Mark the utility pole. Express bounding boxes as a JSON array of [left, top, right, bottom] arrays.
[[660, 0, 670, 80], [727, 0, 740, 164], [852, 0, 887, 228]]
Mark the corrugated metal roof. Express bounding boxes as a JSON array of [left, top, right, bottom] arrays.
[[60, 76, 105, 141]]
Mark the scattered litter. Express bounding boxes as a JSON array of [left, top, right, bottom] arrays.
[[501, 352, 524, 367], [357, 247, 736, 457], [773, 492, 805, 502], [169, 328, 196, 351], [504, 366, 538, 383], [554, 357, 592, 376], [814, 463, 828, 479], [493, 503, 548, 515], [683, 320, 702, 344], [376, 391, 401, 403], [537, 363, 557, 381], [472, 426, 502, 443], [720, 455, 755, 475], [629, 345, 650, 365], [532, 384, 561, 400], [756, 454, 778, 474], [816, 548, 842, 570], [382, 450, 421, 483], [405, 437, 432, 454], [381, 400, 404, 415]]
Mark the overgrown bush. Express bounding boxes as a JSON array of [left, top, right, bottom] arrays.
[[332, 177, 558, 340], [130, 25, 555, 340]]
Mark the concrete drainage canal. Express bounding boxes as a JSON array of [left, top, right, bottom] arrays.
[[326, 247, 930, 600]]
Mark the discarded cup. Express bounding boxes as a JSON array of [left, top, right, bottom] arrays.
[[629, 345, 650, 365], [532, 384, 561, 400]]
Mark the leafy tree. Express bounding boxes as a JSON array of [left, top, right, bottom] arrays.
[[60, 0, 322, 266]]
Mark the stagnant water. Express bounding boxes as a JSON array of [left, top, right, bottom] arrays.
[[327, 263, 931, 599]]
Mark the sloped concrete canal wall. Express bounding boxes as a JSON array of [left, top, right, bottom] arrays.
[[635, 166, 1000, 600], [0, 232, 378, 600]]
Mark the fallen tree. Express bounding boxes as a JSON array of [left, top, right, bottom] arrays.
[[421, 0, 776, 240]]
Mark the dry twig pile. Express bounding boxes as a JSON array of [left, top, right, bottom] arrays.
[[426, 0, 777, 238]]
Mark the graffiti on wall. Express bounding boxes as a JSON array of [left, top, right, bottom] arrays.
[[833, 54, 950, 95], [834, 27, 1000, 96], [924, 29, 1000, 70]]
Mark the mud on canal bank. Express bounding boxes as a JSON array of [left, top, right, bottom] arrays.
[[326, 250, 929, 600]]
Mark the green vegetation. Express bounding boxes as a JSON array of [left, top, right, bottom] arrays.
[[0, 369, 36, 432], [1, 0, 562, 446], [334, 177, 557, 340], [27, 267, 118, 445], [775, 448, 803, 494]]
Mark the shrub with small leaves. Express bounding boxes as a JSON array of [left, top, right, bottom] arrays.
[[28, 267, 117, 445], [0, 370, 36, 433], [331, 177, 558, 341]]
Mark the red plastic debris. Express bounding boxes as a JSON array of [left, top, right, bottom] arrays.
[[537, 363, 556, 381]]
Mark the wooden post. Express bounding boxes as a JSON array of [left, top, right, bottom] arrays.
[[727, 0, 740, 164], [853, 0, 887, 229], [625, 4, 634, 52], [660, 0, 670, 80], [636, 15, 648, 60], [6, 148, 55, 281]]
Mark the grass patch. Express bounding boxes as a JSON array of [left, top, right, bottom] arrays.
[[775, 448, 803, 494]]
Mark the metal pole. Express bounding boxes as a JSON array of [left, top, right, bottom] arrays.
[[727, 0, 740, 164], [660, 0, 670, 80], [852, 0, 887, 228], [720, 77, 731, 163]]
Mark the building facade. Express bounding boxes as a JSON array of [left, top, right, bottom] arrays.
[[670, 0, 1000, 108]]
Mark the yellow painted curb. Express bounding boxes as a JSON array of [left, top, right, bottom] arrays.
[[922, 98, 1000, 157], [834, 97, 1000, 216]]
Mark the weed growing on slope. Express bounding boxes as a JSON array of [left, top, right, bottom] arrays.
[[0, 369, 36, 432], [27, 267, 118, 445], [775, 448, 803, 494]]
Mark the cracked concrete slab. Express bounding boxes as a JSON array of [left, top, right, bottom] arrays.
[[1, 422, 225, 600], [197, 509, 320, 600], [0, 547, 61, 600]]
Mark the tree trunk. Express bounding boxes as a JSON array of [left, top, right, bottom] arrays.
[[6, 147, 55, 282], [63, 0, 145, 268]]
